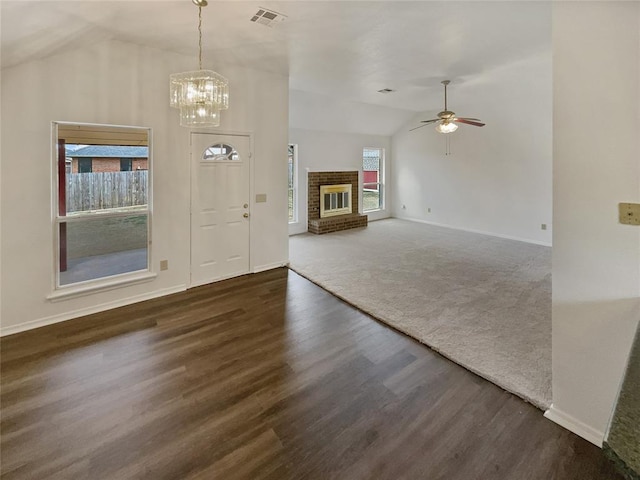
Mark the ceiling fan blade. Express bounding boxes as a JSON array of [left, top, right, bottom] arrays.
[[456, 117, 482, 122], [409, 123, 433, 132], [454, 118, 485, 127], [420, 119, 439, 124]]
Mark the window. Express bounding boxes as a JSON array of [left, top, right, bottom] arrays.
[[288, 144, 297, 223], [363, 147, 384, 212], [204, 143, 239, 161], [120, 158, 133, 171], [78, 158, 92, 173], [53, 122, 151, 290]]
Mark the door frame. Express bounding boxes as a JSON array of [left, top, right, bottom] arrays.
[[189, 130, 255, 288]]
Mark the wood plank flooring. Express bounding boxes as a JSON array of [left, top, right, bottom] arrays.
[[0, 268, 622, 480]]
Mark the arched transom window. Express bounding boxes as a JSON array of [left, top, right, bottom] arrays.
[[203, 143, 240, 162]]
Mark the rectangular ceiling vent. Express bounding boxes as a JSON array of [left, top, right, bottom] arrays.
[[250, 8, 287, 27]]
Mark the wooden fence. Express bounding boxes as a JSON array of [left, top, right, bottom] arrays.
[[66, 171, 148, 212]]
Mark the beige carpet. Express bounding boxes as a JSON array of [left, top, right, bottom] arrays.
[[289, 218, 552, 409]]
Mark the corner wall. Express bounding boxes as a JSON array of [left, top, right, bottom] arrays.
[[0, 39, 289, 334], [549, 1, 640, 445]]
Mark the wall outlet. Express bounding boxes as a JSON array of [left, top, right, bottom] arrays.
[[541, 224, 547, 231], [160, 260, 168, 271]]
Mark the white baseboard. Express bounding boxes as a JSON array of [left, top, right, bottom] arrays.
[[396, 216, 552, 247], [0, 285, 187, 337], [252, 262, 287, 274], [544, 404, 604, 447], [366, 210, 391, 222]]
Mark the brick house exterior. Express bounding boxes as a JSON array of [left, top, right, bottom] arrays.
[[71, 157, 148, 173], [68, 146, 148, 173]]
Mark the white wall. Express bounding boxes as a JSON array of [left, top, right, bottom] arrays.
[[548, 1, 640, 446], [0, 39, 289, 334], [391, 49, 552, 246], [288, 128, 392, 235]]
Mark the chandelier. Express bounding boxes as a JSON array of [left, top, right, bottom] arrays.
[[170, 0, 229, 127]]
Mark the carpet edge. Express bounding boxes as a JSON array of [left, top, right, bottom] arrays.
[[288, 265, 550, 411]]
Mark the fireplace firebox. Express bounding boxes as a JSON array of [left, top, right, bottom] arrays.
[[320, 184, 352, 218]]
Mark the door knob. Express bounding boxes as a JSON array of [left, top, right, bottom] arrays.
[[243, 213, 250, 218], [244, 204, 249, 209]]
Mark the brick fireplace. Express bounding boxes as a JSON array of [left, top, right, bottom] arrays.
[[307, 171, 368, 234]]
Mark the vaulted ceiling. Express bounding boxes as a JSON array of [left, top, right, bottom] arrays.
[[2, 1, 550, 115]]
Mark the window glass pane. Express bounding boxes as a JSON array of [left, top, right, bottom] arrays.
[[363, 191, 380, 211], [65, 144, 148, 213], [120, 158, 132, 171], [288, 151, 294, 189], [363, 149, 380, 186], [65, 170, 148, 213], [288, 189, 294, 222], [204, 143, 239, 161], [78, 158, 92, 173], [288, 144, 296, 223], [56, 123, 151, 290], [363, 149, 380, 169], [363, 148, 383, 212], [59, 215, 148, 285]]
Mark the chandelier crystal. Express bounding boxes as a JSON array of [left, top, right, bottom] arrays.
[[170, 0, 229, 127]]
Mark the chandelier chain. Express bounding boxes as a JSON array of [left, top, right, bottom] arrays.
[[198, 6, 203, 70]]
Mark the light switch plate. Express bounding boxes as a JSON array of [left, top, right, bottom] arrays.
[[256, 193, 267, 203], [619, 203, 640, 225]]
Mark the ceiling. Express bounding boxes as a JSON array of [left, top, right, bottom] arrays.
[[1, 1, 551, 112]]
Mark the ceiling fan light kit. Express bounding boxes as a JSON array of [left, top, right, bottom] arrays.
[[435, 122, 458, 134], [410, 80, 485, 135], [170, 0, 229, 127]]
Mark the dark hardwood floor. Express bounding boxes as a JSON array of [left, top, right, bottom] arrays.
[[1, 268, 622, 480]]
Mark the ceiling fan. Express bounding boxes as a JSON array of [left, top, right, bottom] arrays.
[[410, 80, 485, 134]]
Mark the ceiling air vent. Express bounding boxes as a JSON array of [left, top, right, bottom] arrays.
[[250, 8, 287, 27], [378, 88, 395, 94]]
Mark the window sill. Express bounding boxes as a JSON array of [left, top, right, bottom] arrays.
[[47, 271, 157, 302]]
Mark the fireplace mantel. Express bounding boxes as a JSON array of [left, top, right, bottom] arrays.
[[307, 171, 367, 234]]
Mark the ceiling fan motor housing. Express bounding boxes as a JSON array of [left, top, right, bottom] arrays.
[[438, 110, 456, 120]]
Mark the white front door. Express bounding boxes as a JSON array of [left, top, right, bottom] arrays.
[[190, 133, 251, 287]]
